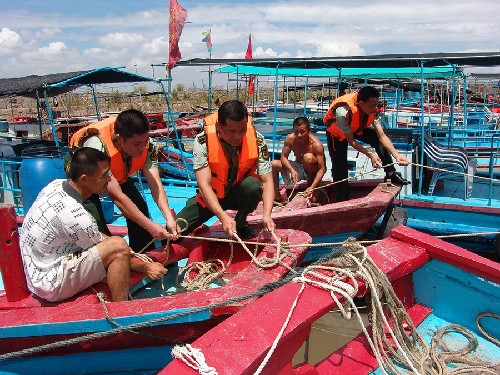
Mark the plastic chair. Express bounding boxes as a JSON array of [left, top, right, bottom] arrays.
[[422, 132, 477, 200]]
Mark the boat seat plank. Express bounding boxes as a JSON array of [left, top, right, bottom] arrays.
[[162, 233, 431, 375], [0, 241, 194, 309], [390, 225, 500, 284]]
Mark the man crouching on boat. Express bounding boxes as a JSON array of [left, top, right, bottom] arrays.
[[20, 148, 164, 302], [176, 100, 276, 239], [70, 109, 178, 253], [324, 85, 410, 202], [272, 116, 326, 204]]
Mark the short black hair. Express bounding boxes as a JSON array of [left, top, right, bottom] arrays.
[[293, 116, 310, 129], [69, 147, 110, 181], [114, 109, 150, 139], [217, 100, 248, 126], [357, 86, 380, 102]]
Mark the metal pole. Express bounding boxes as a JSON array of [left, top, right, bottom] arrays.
[[272, 64, 279, 160], [90, 85, 101, 121], [43, 88, 59, 147], [418, 61, 425, 196], [448, 66, 457, 146], [208, 51, 212, 113]]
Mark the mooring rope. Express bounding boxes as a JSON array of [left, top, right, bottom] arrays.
[[171, 344, 218, 375], [0, 271, 301, 361], [476, 312, 500, 347], [253, 238, 500, 375]]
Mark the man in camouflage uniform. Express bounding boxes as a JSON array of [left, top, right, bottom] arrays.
[[176, 100, 275, 239]]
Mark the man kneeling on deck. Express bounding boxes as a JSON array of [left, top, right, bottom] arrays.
[[176, 100, 275, 239], [272, 116, 326, 204], [20, 148, 167, 302]]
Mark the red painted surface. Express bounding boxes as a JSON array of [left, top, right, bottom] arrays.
[[390, 225, 500, 284], [0, 212, 311, 358], [314, 304, 431, 374], [161, 225, 495, 375], [222, 181, 402, 237], [161, 229, 430, 375], [146, 113, 166, 130], [0, 204, 30, 301]]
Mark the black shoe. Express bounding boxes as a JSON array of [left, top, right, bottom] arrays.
[[385, 171, 411, 185], [236, 222, 255, 239]]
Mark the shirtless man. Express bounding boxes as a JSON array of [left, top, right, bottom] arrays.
[[272, 117, 326, 203]]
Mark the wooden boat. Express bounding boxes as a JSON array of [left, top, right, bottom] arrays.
[[162, 225, 500, 374], [0, 204, 311, 374], [230, 180, 402, 238]]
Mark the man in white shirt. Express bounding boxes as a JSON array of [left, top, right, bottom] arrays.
[[20, 148, 166, 302]]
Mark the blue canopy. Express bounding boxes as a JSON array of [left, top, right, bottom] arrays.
[[215, 65, 459, 79]]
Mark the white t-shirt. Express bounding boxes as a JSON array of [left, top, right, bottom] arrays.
[[20, 179, 103, 300]]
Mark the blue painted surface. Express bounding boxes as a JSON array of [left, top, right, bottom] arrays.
[[413, 259, 500, 339], [1, 307, 210, 339], [304, 232, 362, 263], [368, 259, 500, 374], [0, 345, 174, 375], [109, 184, 217, 227], [370, 313, 500, 374]]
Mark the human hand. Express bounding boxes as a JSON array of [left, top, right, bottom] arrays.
[[148, 222, 171, 240], [290, 169, 299, 183], [143, 262, 167, 280], [304, 187, 314, 199], [263, 215, 276, 233], [396, 156, 409, 166], [165, 217, 179, 240], [368, 152, 383, 169], [220, 214, 237, 237]]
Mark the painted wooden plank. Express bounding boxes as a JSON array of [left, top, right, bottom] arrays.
[[161, 234, 430, 375], [390, 225, 500, 284]]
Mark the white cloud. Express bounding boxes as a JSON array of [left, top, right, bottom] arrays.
[[143, 36, 168, 56], [34, 28, 61, 39], [0, 28, 22, 53], [99, 33, 144, 48], [38, 41, 68, 55], [1, 1, 499, 86]]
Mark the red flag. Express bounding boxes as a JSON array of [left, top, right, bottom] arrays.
[[245, 34, 253, 60], [246, 34, 254, 94], [168, 0, 187, 69]]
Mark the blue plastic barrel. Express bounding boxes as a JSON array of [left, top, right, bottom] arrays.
[[19, 155, 66, 215]]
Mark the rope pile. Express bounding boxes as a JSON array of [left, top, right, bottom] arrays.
[[255, 238, 499, 375], [176, 230, 296, 292]]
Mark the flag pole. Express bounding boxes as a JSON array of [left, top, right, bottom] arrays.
[[208, 50, 212, 113]]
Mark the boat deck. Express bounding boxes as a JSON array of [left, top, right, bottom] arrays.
[[405, 175, 499, 208]]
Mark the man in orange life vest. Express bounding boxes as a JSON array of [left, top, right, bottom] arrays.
[[175, 100, 276, 239], [70, 109, 178, 254], [324, 86, 410, 202]]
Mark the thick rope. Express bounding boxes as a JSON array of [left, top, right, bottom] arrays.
[[176, 229, 297, 292], [0, 271, 300, 361], [476, 312, 500, 346], [171, 344, 218, 375], [254, 238, 500, 375]]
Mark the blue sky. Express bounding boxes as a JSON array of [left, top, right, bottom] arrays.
[[1, 0, 499, 88]]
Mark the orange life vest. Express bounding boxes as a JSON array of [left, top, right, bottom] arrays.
[[70, 117, 148, 184], [323, 93, 375, 141], [196, 114, 258, 205]]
